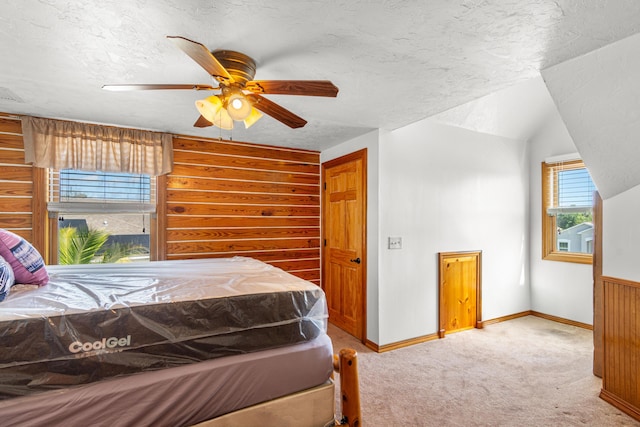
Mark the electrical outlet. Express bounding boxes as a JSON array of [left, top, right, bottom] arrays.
[[388, 237, 402, 249]]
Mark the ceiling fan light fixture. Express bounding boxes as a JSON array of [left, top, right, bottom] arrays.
[[225, 91, 252, 121], [196, 95, 234, 130], [195, 95, 223, 123], [212, 105, 234, 130], [243, 107, 263, 129]]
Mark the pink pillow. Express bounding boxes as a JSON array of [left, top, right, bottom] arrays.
[[0, 229, 49, 286]]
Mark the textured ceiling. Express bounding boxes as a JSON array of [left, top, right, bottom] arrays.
[[1, 0, 640, 151]]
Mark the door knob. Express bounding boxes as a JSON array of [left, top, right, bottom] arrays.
[[350, 257, 361, 264]]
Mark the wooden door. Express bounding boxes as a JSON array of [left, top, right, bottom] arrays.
[[438, 251, 481, 338], [322, 149, 367, 340]]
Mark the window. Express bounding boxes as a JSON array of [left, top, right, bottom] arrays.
[[48, 169, 156, 264], [585, 238, 593, 254], [542, 159, 596, 264]]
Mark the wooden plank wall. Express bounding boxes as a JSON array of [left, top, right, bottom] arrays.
[[0, 112, 321, 283], [165, 136, 321, 283], [600, 276, 640, 421], [0, 113, 33, 243]]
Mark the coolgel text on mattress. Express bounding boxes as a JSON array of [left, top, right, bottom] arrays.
[[0, 256, 328, 398]]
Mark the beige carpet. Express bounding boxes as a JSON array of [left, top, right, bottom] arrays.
[[328, 316, 640, 426]]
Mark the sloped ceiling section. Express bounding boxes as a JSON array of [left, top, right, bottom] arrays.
[[541, 33, 640, 200], [428, 76, 557, 142]]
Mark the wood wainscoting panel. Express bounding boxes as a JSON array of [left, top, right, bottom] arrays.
[[166, 136, 321, 283], [600, 276, 640, 422]]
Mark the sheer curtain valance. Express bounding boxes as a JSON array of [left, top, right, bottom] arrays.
[[21, 116, 173, 176]]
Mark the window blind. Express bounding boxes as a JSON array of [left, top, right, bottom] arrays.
[[48, 169, 156, 213], [545, 160, 596, 216]]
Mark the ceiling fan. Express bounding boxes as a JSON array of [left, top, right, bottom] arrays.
[[103, 36, 339, 130]]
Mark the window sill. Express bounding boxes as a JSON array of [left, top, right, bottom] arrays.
[[543, 252, 593, 265]]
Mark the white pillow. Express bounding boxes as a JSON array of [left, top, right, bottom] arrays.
[[0, 255, 16, 302]]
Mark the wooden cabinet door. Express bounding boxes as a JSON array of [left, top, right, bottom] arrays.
[[439, 251, 481, 337]]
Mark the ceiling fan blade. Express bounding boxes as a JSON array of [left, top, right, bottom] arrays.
[[246, 94, 307, 129], [167, 36, 234, 83], [245, 80, 338, 97], [102, 84, 216, 91], [193, 115, 213, 128]]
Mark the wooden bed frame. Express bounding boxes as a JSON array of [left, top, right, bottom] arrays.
[[334, 348, 362, 427]]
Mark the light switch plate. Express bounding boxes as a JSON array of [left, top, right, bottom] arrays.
[[388, 237, 402, 249]]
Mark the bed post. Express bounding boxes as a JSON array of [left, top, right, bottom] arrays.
[[335, 348, 361, 426]]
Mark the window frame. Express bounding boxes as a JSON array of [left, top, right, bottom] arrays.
[[541, 160, 593, 264], [45, 168, 160, 264]]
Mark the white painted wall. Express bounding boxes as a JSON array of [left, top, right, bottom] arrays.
[[321, 130, 380, 343], [528, 107, 594, 325], [322, 121, 530, 346], [541, 33, 640, 291], [376, 120, 529, 345], [603, 183, 640, 282], [320, 75, 606, 345]]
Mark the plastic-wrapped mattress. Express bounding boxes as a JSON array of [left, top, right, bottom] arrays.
[[0, 334, 334, 427], [0, 257, 327, 399]]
